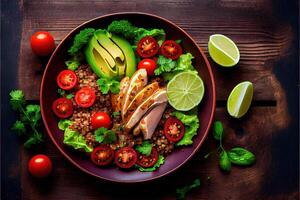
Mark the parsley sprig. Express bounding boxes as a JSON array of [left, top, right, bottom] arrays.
[[9, 90, 43, 148]]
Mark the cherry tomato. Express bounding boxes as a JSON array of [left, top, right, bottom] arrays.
[[163, 117, 185, 142], [30, 31, 55, 56], [137, 36, 159, 58], [28, 154, 52, 178], [75, 87, 96, 108], [160, 40, 182, 60], [52, 97, 73, 118], [138, 58, 157, 76], [114, 147, 137, 169], [57, 70, 78, 90], [91, 145, 114, 166], [136, 147, 158, 168], [91, 112, 111, 129]]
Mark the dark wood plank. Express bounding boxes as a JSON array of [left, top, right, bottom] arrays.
[[17, 0, 294, 102], [21, 107, 297, 200]]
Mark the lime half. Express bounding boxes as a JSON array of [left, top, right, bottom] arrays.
[[167, 71, 205, 111], [227, 81, 253, 118], [208, 34, 240, 67]]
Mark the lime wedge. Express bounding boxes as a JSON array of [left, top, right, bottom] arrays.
[[227, 81, 253, 118], [208, 34, 240, 67], [167, 71, 205, 111]]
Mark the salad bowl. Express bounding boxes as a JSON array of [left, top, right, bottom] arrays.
[[40, 12, 216, 183]]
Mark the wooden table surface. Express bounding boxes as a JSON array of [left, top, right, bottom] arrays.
[[1, 0, 299, 199]]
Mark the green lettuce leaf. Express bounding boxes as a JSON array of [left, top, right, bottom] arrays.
[[171, 111, 199, 146], [63, 128, 93, 152], [58, 119, 72, 131]]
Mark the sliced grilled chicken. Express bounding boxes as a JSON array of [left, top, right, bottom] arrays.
[[123, 81, 160, 122], [111, 77, 130, 112], [124, 88, 167, 131], [139, 102, 167, 139], [121, 69, 148, 120]]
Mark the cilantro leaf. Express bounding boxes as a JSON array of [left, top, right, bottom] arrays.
[[58, 119, 72, 131], [68, 28, 95, 56], [65, 53, 84, 71], [112, 111, 120, 119], [139, 155, 165, 172], [66, 93, 74, 99], [171, 111, 199, 146], [9, 90, 26, 110], [11, 120, 26, 135], [94, 127, 117, 144], [97, 77, 120, 94], [176, 179, 201, 200], [154, 55, 177, 76], [57, 88, 65, 96], [135, 141, 152, 156], [9, 89, 44, 148]]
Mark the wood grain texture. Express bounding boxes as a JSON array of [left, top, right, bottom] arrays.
[[12, 0, 299, 199]]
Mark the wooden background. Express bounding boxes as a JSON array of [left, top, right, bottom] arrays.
[[1, 0, 299, 199]]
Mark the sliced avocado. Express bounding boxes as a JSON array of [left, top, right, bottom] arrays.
[[85, 36, 117, 78], [94, 30, 126, 77], [110, 34, 136, 77]]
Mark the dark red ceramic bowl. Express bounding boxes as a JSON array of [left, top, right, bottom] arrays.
[[40, 12, 216, 183]]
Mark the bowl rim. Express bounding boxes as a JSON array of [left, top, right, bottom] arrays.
[[40, 11, 216, 183]]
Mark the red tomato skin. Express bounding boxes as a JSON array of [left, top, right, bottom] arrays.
[[28, 154, 52, 178], [160, 40, 183, 60], [137, 59, 157, 76], [30, 31, 55, 56], [74, 87, 96, 108], [114, 147, 137, 169], [163, 117, 185, 142], [56, 70, 78, 90], [91, 112, 111, 129], [91, 145, 114, 166], [136, 147, 159, 168], [137, 36, 159, 58], [52, 97, 73, 119]]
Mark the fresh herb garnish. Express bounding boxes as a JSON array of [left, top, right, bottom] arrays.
[[212, 121, 224, 140], [176, 179, 201, 200], [9, 90, 43, 148], [58, 119, 72, 131], [138, 155, 165, 172], [208, 120, 256, 172], [94, 127, 117, 144], [227, 147, 256, 166], [112, 111, 120, 119], [219, 150, 231, 172], [97, 77, 120, 94], [135, 141, 152, 156], [68, 28, 95, 56], [154, 55, 177, 76], [175, 39, 182, 44], [57, 89, 74, 99]]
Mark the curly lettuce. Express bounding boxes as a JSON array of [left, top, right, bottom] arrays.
[[171, 111, 199, 146], [63, 127, 93, 152]]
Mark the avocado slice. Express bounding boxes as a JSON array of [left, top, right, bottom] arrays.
[[94, 30, 126, 77], [110, 34, 136, 77], [85, 36, 117, 78]]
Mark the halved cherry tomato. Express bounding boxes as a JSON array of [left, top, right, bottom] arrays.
[[163, 117, 185, 142], [136, 147, 158, 168], [138, 58, 157, 76], [160, 40, 182, 60], [30, 31, 55, 56], [91, 112, 111, 129], [75, 87, 96, 108], [57, 70, 78, 90], [137, 36, 159, 58], [114, 147, 137, 169], [91, 145, 114, 166], [28, 154, 52, 178], [52, 97, 73, 118]]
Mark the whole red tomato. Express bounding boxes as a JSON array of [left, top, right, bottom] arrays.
[[137, 58, 157, 76], [91, 112, 111, 129], [30, 31, 55, 56], [28, 154, 52, 178]]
